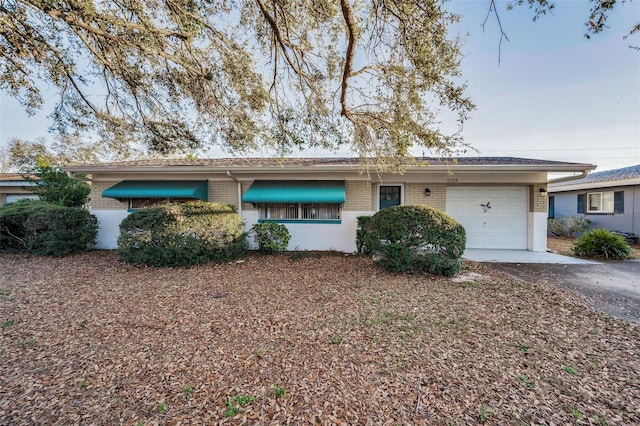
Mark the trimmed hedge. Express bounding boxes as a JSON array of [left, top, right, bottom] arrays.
[[361, 205, 466, 276], [0, 200, 98, 256], [573, 228, 631, 260], [118, 202, 247, 266], [251, 222, 290, 253]]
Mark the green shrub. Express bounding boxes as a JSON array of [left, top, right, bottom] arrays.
[[547, 216, 590, 237], [117, 202, 247, 266], [573, 228, 631, 260], [251, 222, 290, 253], [0, 200, 97, 255], [362, 205, 466, 276], [25, 165, 91, 207], [355, 215, 372, 254]]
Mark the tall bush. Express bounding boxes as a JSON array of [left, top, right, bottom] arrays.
[[25, 165, 91, 207], [118, 202, 247, 266], [362, 205, 466, 276], [0, 200, 97, 255]]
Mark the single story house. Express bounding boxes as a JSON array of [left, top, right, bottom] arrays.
[[65, 157, 595, 253], [548, 164, 640, 237], [0, 174, 39, 206]]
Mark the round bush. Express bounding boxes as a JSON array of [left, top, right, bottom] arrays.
[[362, 205, 466, 276], [0, 200, 97, 256], [251, 222, 290, 253], [573, 228, 631, 260], [117, 202, 247, 266]]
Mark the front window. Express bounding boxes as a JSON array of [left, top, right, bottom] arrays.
[[587, 192, 614, 213], [258, 203, 341, 222]]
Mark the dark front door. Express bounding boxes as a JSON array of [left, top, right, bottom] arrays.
[[379, 185, 401, 210]]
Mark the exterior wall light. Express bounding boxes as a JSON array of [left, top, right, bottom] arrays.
[[539, 188, 547, 193], [425, 188, 431, 196]]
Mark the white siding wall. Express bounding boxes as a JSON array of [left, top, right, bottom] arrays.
[[242, 211, 372, 252], [92, 210, 130, 249]]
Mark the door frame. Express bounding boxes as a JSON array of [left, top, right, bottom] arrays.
[[376, 183, 404, 211]]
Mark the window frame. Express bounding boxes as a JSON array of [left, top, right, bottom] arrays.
[[586, 191, 616, 214], [257, 202, 342, 224]]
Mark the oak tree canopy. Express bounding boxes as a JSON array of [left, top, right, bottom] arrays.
[[1, 1, 635, 167]]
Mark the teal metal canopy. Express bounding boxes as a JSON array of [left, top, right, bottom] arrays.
[[243, 181, 345, 204], [102, 181, 208, 200]]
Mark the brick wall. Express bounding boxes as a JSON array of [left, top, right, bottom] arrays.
[[405, 183, 446, 210], [345, 180, 372, 211], [530, 184, 548, 213], [209, 180, 238, 207], [90, 181, 128, 210]]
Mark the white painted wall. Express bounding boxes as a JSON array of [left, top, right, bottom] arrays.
[[242, 210, 373, 253], [528, 212, 548, 252], [92, 210, 130, 249]]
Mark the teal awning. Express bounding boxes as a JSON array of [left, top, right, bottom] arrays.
[[102, 181, 208, 201], [243, 181, 345, 204]]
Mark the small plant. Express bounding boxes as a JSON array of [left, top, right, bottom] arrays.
[[572, 409, 583, 420], [479, 405, 491, 423], [573, 228, 631, 260], [255, 349, 264, 358], [516, 374, 536, 389], [273, 384, 286, 398], [2, 319, 14, 330], [251, 222, 290, 253], [224, 394, 255, 417], [19, 338, 36, 349], [515, 342, 530, 353], [328, 334, 343, 344], [156, 402, 167, 414], [565, 365, 577, 375], [182, 386, 193, 397], [80, 380, 89, 389]]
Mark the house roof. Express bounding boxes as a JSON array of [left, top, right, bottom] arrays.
[[549, 164, 640, 192], [65, 156, 595, 174]]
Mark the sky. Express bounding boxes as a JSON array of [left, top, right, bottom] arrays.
[[1, 1, 639, 173]]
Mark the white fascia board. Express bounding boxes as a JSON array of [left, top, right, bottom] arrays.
[[550, 178, 640, 193]]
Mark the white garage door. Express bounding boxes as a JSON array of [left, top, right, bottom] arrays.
[[446, 186, 528, 249]]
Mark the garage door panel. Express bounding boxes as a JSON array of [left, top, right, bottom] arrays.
[[446, 186, 528, 250]]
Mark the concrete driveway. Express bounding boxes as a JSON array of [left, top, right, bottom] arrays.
[[491, 260, 640, 323]]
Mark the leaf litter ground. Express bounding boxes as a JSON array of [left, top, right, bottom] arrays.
[[0, 251, 638, 425]]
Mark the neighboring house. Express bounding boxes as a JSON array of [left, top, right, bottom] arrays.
[[548, 164, 640, 237], [64, 157, 595, 253], [0, 174, 39, 206]]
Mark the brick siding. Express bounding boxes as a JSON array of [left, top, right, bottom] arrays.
[[90, 181, 128, 210], [405, 183, 446, 210], [345, 180, 372, 211]]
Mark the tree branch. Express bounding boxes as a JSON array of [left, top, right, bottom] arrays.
[[340, 0, 357, 120]]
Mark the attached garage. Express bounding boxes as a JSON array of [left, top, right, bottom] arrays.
[[446, 186, 528, 249]]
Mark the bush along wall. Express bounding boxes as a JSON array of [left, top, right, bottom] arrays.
[[251, 222, 291, 253], [362, 205, 466, 277], [117, 202, 247, 267], [0, 200, 98, 256]]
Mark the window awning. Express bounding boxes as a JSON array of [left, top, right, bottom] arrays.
[[242, 180, 345, 204], [102, 181, 208, 200]]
